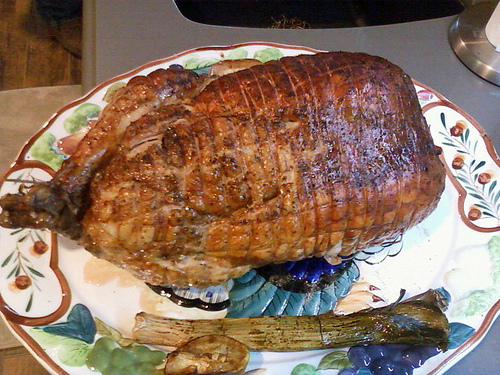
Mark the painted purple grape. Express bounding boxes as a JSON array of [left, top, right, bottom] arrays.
[[347, 345, 372, 368], [402, 346, 443, 368], [345, 343, 442, 375], [369, 357, 413, 375]]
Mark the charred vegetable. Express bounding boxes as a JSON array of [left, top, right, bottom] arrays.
[[134, 290, 449, 352], [164, 335, 250, 374]]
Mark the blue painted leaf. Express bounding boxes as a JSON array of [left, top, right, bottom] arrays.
[[482, 212, 497, 218], [448, 322, 475, 349], [282, 292, 306, 316], [262, 288, 290, 316], [440, 112, 446, 128], [317, 286, 337, 314], [454, 175, 469, 185], [474, 202, 492, 211], [468, 192, 483, 200], [37, 304, 97, 344], [471, 160, 485, 173], [302, 291, 321, 316], [464, 128, 470, 142], [230, 272, 267, 302], [227, 282, 277, 318], [435, 287, 452, 304], [489, 180, 498, 195]]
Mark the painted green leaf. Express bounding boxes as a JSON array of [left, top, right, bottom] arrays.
[[317, 350, 351, 370], [130, 345, 166, 366], [488, 236, 500, 259], [31, 328, 66, 347], [103, 81, 126, 102], [64, 103, 101, 134], [7, 264, 20, 279], [26, 292, 34, 312], [492, 270, 500, 285], [95, 317, 136, 347], [458, 288, 498, 316], [448, 322, 475, 349], [290, 363, 319, 375], [34, 230, 45, 242], [57, 338, 93, 367], [30, 132, 66, 171], [183, 56, 220, 70], [254, 48, 284, 62], [27, 266, 45, 278], [85, 336, 120, 372], [95, 317, 123, 342], [226, 48, 249, 60], [31, 328, 92, 366], [1, 251, 14, 267], [9, 228, 24, 235]]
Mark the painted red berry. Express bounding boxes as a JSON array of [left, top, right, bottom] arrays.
[[15, 275, 31, 290], [468, 208, 481, 221], [452, 156, 464, 169], [450, 120, 467, 137], [478, 173, 492, 184], [33, 240, 49, 254]]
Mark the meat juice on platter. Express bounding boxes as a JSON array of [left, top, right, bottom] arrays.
[[0, 51, 445, 289]]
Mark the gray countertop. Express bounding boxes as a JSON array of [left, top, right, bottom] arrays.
[[82, 1, 499, 373]]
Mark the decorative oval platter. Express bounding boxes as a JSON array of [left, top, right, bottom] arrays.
[[0, 42, 499, 375]]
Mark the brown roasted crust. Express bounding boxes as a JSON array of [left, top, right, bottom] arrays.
[[0, 66, 205, 238], [78, 52, 445, 287], [0, 52, 445, 287]]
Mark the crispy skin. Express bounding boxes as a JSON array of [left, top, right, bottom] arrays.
[[0, 52, 445, 287]]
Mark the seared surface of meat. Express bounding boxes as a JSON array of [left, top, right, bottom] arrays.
[[0, 52, 445, 287]]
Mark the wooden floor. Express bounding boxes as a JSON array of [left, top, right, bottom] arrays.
[[0, 0, 81, 91], [0, 1, 80, 373]]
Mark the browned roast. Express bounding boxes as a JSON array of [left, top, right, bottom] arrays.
[[0, 52, 445, 287]]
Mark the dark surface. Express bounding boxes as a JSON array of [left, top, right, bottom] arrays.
[[174, 0, 464, 28]]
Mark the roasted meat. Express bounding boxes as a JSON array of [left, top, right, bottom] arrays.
[[0, 52, 445, 287]]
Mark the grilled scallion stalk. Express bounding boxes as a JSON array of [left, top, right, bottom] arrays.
[[134, 289, 449, 352]]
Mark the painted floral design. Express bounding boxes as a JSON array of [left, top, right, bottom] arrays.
[[182, 47, 284, 72], [31, 303, 166, 374], [288, 290, 476, 375], [1, 228, 48, 312], [0, 168, 59, 316], [425, 106, 500, 231]]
